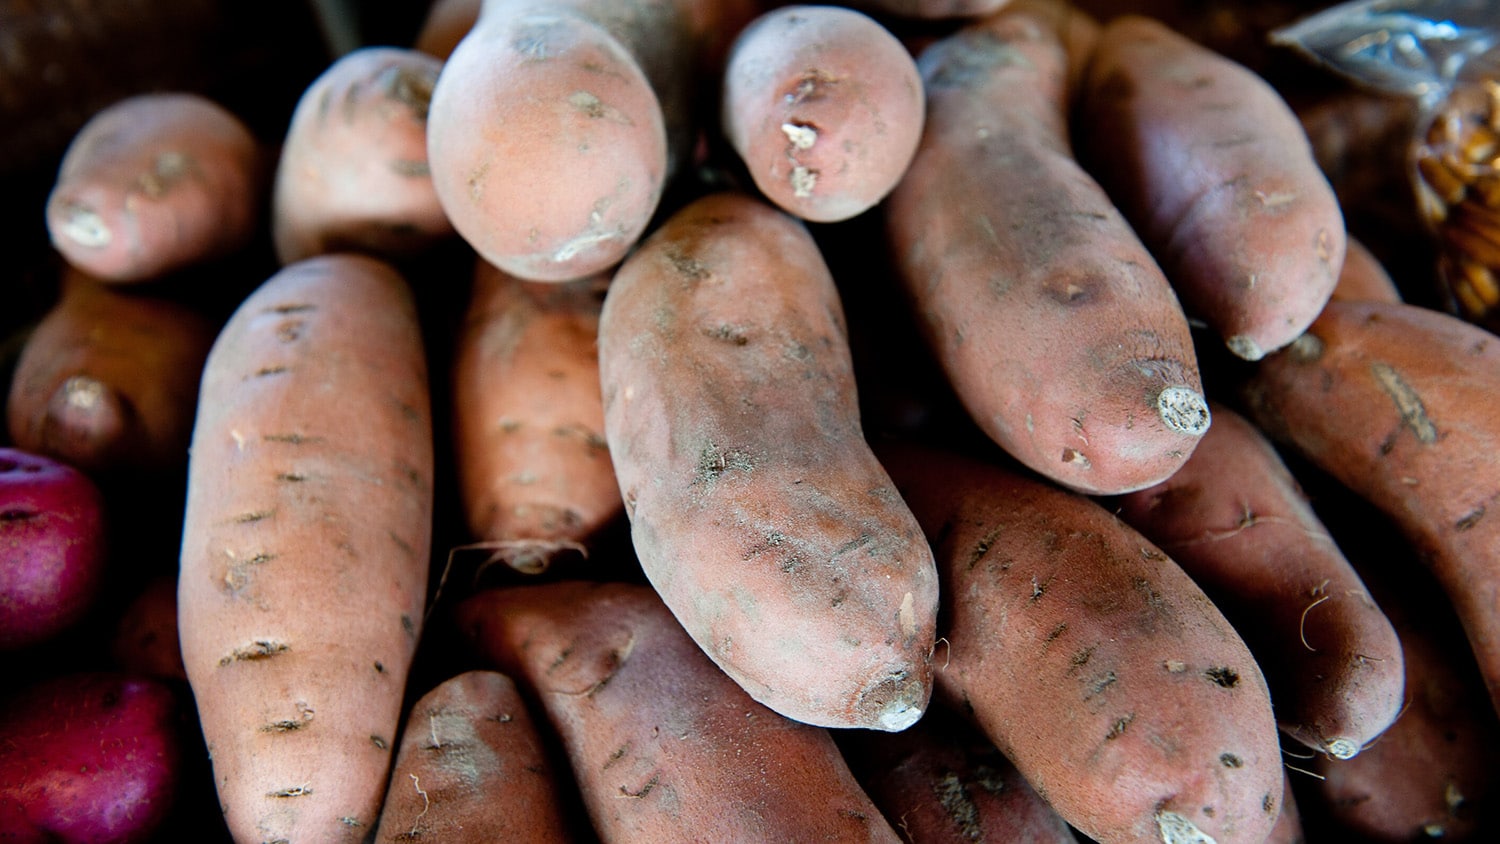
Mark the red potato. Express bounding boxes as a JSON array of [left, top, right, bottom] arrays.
[[7, 267, 218, 474], [1242, 299, 1500, 719], [456, 580, 903, 842], [879, 442, 1284, 844], [372, 670, 574, 843], [1075, 15, 1346, 361], [178, 254, 434, 842], [598, 191, 939, 731], [1113, 403, 1405, 759], [722, 5, 924, 222], [0, 672, 181, 844], [1328, 237, 1402, 304], [0, 448, 107, 651], [451, 260, 621, 574], [886, 0, 1210, 496], [112, 576, 187, 683], [837, 706, 1080, 843], [427, 0, 690, 281], [45, 92, 264, 283], [271, 46, 453, 265]]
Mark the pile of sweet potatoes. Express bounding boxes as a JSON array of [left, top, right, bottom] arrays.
[[4, 1, 1500, 842]]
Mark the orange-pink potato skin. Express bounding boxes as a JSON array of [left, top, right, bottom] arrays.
[[178, 254, 434, 842], [597, 192, 939, 731]]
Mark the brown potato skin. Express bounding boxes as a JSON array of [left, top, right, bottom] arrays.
[[455, 580, 902, 843], [879, 442, 1283, 844], [1242, 299, 1500, 719], [1076, 15, 1345, 361], [597, 191, 938, 731], [45, 92, 263, 283], [886, 1, 1209, 496], [7, 267, 217, 474], [722, 5, 924, 222], [451, 260, 621, 573], [1328, 238, 1402, 304], [845, 0, 1013, 19], [1113, 403, 1405, 759], [112, 576, 188, 683], [372, 670, 573, 843], [272, 47, 452, 264], [178, 254, 434, 843]]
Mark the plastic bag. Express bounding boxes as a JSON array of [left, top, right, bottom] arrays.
[[1273, 1, 1500, 323]]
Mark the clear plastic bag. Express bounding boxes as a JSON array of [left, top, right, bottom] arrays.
[[1273, 1, 1500, 323]]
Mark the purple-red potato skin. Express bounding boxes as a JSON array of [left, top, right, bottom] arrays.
[[0, 672, 181, 844], [178, 254, 434, 842], [112, 576, 187, 682], [451, 261, 620, 573], [7, 268, 217, 474], [272, 47, 452, 264], [1329, 238, 1402, 304], [456, 580, 902, 842], [886, 2, 1209, 496], [1076, 15, 1345, 361], [1243, 299, 1500, 718], [598, 191, 938, 731], [0, 448, 106, 651], [1114, 403, 1405, 759], [428, 1, 675, 281], [722, 6, 924, 222], [838, 712, 1079, 843], [879, 443, 1283, 844], [373, 671, 573, 843], [45, 92, 263, 282]]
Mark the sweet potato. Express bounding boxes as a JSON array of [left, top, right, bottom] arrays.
[[885, 1, 1210, 496], [879, 441, 1283, 844], [1113, 403, 1405, 759], [6, 266, 217, 474], [844, 0, 1012, 20], [0, 672, 182, 844], [451, 260, 620, 574], [1075, 15, 1346, 361], [177, 253, 434, 842], [414, 0, 480, 59], [1327, 237, 1402, 304], [457, 580, 902, 841], [271, 46, 452, 264], [372, 670, 573, 843], [722, 5, 924, 222], [837, 706, 1079, 843], [1242, 298, 1500, 718], [0, 447, 107, 651], [45, 92, 264, 283], [426, 0, 691, 281], [112, 575, 187, 682], [597, 191, 938, 731]]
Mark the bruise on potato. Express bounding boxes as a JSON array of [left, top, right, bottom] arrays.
[[451, 259, 621, 574], [597, 191, 938, 731], [457, 581, 901, 842], [178, 254, 434, 843], [1075, 15, 1346, 361], [885, 0, 1209, 496], [880, 442, 1283, 844], [1113, 403, 1405, 760], [1243, 298, 1500, 721], [372, 670, 573, 842]]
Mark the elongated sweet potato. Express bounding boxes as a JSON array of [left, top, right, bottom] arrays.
[[7, 266, 218, 474], [880, 442, 1283, 844], [1328, 238, 1401, 304], [457, 580, 902, 842], [845, 0, 1012, 19], [451, 260, 620, 574], [1113, 402, 1405, 759], [1242, 298, 1500, 719], [1076, 15, 1345, 361], [178, 254, 434, 842], [722, 5, 924, 222], [598, 191, 938, 731], [271, 46, 452, 264], [886, 1, 1210, 496], [372, 670, 573, 843], [45, 92, 264, 283]]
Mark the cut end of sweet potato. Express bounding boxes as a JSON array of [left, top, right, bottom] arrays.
[[1324, 736, 1360, 760], [1225, 334, 1264, 362], [855, 666, 931, 733], [41, 375, 129, 467], [1156, 809, 1217, 844], [1157, 387, 1211, 437], [53, 200, 113, 249]]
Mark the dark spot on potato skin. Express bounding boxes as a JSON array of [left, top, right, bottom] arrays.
[[1205, 666, 1239, 688]]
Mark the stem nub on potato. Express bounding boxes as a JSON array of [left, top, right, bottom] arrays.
[[178, 254, 434, 842], [598, 191, 939, 732], [886, 1, 1209, 496]]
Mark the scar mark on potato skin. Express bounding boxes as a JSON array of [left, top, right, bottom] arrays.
[[1371, 362, 1437, 444], [219, 640, 290, 666], [1205, 666, 1240, 688], [1456, 506, 1486, 531], [1106, 713, 1135, 740], [233, 509, 275, 524], [255, 365, 289, 377], [619, 774, 659, 798]]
